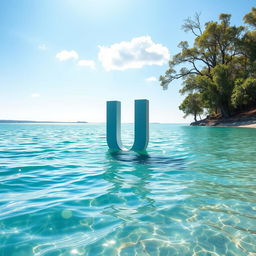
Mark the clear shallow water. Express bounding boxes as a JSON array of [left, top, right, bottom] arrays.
[[0, 123, 256, 256]]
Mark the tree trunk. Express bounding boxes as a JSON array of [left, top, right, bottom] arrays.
[[219, 103, 230, 118], [194, 113, 197, 122]]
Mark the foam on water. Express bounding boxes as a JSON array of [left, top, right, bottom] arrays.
[[0, 123, 255, 255]]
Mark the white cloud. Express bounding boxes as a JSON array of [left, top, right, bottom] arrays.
[[78, 60, 96, 69], [31, 93, 40, 98], [38, 44, 47, 51], [98, 36, 170, 71], [56, 50, 79, 61], [146, 76, 158, 82]]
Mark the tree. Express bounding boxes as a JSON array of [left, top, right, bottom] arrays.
[[160, 12, 250, 118], [179, 93, 204, 122], [242, 8, 256, 67], [244, 7, 256, 27]]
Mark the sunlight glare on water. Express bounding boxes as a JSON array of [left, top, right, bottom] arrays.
[[0, 123, 255, 256]]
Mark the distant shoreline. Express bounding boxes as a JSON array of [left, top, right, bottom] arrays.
[[0, 120, 88, 124]]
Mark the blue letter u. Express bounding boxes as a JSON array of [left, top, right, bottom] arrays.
[[106, 99, 149, 152]]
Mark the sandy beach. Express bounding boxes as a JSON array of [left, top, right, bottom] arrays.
[[217, 123, 256, 128], [237, 124, 256, 128]]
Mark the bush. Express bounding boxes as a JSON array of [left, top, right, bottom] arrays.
[[232, 78, 256, 108]]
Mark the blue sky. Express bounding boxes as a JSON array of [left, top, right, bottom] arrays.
[[0, 0, 255, 123]]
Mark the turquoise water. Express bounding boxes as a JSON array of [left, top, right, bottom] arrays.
[[0, 123, 256, 256]]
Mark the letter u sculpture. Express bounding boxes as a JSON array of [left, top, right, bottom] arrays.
[[106, 99, 149, 152]]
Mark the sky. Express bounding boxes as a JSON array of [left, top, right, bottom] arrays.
[[0, 0, 255, 123]]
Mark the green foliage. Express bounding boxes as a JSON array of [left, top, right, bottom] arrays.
[[241, 9, 256, 62], [244, 8, 256, 27], [232, 78, 256, 108], [160, 8, 256, 119], [179, 93, 204, 122]]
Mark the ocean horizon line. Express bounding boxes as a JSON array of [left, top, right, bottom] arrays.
[[0, 120, 189, 125]]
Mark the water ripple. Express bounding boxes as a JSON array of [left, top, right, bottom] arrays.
[[0, 123, 255, 255]]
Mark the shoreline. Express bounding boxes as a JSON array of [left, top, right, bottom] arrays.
[[191, 116, 256, 128], [216, 123, 256, 128]]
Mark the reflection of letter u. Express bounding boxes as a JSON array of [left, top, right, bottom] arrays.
[[106, 99, 149, 152]]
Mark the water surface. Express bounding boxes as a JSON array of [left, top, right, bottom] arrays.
[[0, 124, 255, 256]]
